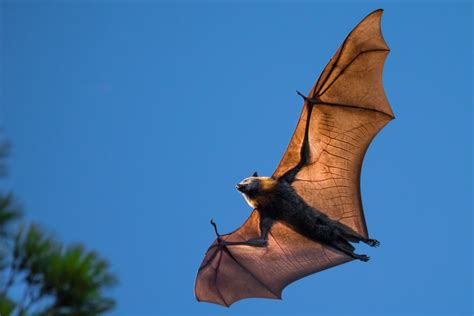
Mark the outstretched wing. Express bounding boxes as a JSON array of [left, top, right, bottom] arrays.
[[273, 9, 393, 237], [195, 210, 350, 306], [195, 9, 393, 306]]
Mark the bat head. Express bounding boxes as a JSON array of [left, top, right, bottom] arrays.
[[236, 175, 277, 208], [235, 177, 260, 195]]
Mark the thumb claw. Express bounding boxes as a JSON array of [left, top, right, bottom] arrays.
[[296, 90, 308, 100], [210, 218, 221, 240]]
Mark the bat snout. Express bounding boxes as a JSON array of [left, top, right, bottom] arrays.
[[236, 183, 245, 192]]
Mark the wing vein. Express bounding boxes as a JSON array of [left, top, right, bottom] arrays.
[[223, 247, 280, 298], [214, 250, 229, 307], [318, 101, 394, 118], [317, 49, 389, 97]]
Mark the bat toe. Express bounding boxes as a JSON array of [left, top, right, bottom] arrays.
[[367, 239, 380, 247], [357, 254, 370, 262]]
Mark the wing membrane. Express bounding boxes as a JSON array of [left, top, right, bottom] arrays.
[[273, 9, 393, 235], [274, 105, 390, 236], [195, 9, 393, 306], [195, 211, 349, 306]]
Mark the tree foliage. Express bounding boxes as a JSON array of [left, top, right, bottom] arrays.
[[0, 139, 117, 315]]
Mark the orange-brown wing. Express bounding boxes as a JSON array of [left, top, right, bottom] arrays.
[[273, 9, 394, 237], [195, 210, 350, 306], [195, 9, 393, 307]]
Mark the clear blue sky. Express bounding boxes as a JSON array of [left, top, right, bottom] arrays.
[[1, 1, 472, 315]]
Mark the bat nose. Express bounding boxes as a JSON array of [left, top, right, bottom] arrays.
[[236, 184, 244, 191]]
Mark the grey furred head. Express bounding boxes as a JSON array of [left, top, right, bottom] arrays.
[[235, 175, 278, 209], [235, 177, 260, 195], [236, 176, 260, 208]]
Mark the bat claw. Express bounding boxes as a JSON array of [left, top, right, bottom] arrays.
[[296, 90, 308, 101], [367, 239, 380, 247], [296, 90, 320, 105], [357, 254, 370, 262], [210, 218, 222, 241]]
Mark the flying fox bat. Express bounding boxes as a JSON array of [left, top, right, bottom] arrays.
[[195, 9, 394, 307]]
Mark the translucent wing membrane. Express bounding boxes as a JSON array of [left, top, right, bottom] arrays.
[[273, 9, 393, 236], [196, 9, 393, 306], [274, 105, 391, 236], [195, 211, 349, 306]]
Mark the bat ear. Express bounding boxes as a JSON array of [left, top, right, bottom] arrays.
[[252, 171, 258, 177]]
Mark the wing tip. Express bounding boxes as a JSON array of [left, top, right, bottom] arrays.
[[366, 8, 384, 20], [353, 8, 393, 118], [357, 8, 390, 51], [195, 240, 283, 308], [372, 8, 384, 14], [195, 280, 231, 308]]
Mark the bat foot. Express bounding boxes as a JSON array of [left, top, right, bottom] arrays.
[[366, 239, 380, 247], [356, 254, 370, 262]]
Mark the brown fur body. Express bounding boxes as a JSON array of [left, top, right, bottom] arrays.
[[240, 177, 368, 254]]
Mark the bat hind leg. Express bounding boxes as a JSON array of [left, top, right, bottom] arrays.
[[338, 228, 380, 248], [345, 250, 370, 262], [334, 222, 380, 248], [353, 253, 370, 262], [347, 233, 381, 248], [331, 239, 370, 262]]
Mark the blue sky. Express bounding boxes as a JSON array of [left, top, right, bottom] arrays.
[[1, 1, 472, 315]]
